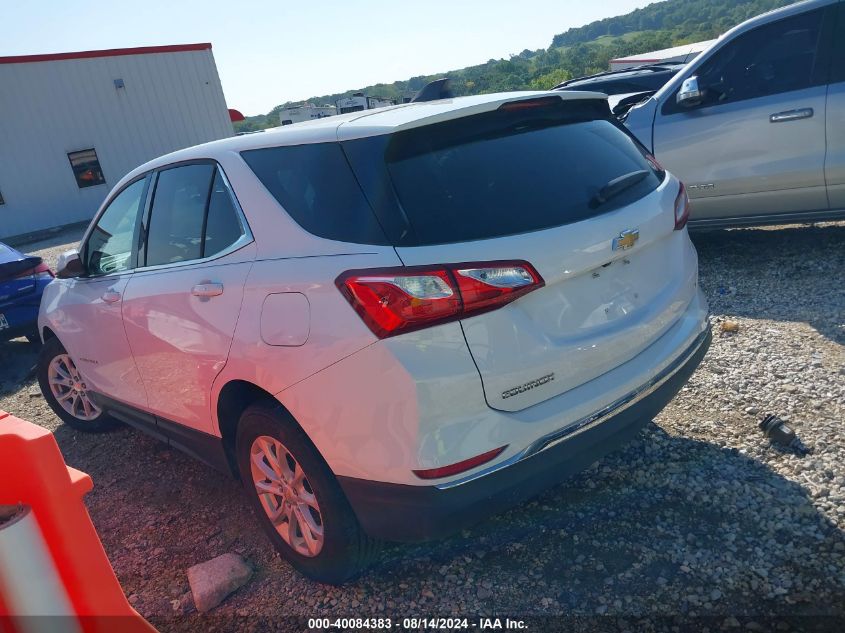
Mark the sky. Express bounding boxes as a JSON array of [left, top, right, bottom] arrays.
[[5, 0, 653, 116]]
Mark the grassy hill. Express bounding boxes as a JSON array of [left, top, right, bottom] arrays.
[[235, 0, 795, 132]]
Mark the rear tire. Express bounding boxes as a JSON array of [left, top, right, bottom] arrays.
[[235, 400, 378, 584], [37, 337, 118, 432]]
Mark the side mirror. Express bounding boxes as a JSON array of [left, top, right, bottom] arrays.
[[676, 76, 703, 108], [56, 249, 85, 279]]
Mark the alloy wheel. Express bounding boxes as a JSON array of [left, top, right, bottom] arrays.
[[250, 435, 325, 557], [47, 354, 101, 421]]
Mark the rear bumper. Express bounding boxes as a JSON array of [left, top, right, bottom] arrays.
[[338, 326, 711, 542]]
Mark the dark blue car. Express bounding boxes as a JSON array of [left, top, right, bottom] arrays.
[[0, 242, 54, 343]]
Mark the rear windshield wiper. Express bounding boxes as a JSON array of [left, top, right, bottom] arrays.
[[590, 170, 650, 208]]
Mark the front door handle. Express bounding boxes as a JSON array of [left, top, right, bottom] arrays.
[[770, 108, 813, 123], [101, 290, 121, 304], [191, 283, 224, 298]]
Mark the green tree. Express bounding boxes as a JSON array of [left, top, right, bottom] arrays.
[[530, 68, 572, 90]]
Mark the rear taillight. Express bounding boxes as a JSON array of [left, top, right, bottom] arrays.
[[674, 182, 691, 230], [33, 262, 55, 279], [337, 269, 461, 337], [13, 262, 54, 280], [337, 261, 543, 338]]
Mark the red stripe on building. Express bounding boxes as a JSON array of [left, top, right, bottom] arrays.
[[0, 43, 212, 65]]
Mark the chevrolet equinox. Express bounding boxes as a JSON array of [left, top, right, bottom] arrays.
[[38, 91, 711, 583]]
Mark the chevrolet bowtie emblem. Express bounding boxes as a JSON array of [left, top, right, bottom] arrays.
[[612, 228, 639, 251]]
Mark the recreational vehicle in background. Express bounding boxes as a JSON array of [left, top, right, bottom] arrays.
[[335, 93, 395, 114], [279, 103, 337, 125]]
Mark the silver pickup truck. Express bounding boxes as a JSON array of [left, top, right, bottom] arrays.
[[625, 0, 845, 228]]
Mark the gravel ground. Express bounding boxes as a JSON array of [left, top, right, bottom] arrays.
[[1, 223, 844, 631]]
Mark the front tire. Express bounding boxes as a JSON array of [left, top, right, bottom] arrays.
[[235, 401, 378, 584], [37, 337, 118, 432]]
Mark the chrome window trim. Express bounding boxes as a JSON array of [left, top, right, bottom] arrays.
[[435, 326, 711, 490], [132, 232, 253, 274]]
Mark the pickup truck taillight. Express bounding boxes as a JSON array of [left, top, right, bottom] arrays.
[[674, 182, 691, 230], [336, 261, 544, 339]]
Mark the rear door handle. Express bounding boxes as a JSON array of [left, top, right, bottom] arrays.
[[770, 108, 813, 123], [191, 283, 224, 298], [101, 290, 121, 303]]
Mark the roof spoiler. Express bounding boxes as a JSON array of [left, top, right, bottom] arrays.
[[411, 78, 454, 103]]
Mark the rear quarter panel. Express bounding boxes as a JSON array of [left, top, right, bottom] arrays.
[[210, 250, 402, 432]]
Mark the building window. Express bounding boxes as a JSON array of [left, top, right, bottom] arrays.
[[68, 149, 106, 188], [0, 188, 4, 205]]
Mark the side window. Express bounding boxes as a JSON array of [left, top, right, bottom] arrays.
[[203, 170, 245, 258], [145, 164, 215, 266], [241, 143, 386, 244], [144, 163, 246, 267], [666, 9, 826, 113], [84, 177, 146, 276]]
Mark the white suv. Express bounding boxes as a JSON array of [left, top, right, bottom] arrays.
[[38, 91, 710, 583]]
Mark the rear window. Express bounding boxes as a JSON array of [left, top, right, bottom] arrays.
[[380, 99, 662, 245], [242, 98, 661, 247]]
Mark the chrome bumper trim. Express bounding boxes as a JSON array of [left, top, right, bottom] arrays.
[[436, 326, 710, 490]]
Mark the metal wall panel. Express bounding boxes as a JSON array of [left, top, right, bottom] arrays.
[[0, 48, 233, 239]]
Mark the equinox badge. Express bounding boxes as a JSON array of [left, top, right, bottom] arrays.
[[612, 228, 639, 251], [502, 373, 555, 399]]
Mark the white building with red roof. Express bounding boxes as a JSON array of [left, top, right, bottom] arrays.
[[0, 43, 235, 240]]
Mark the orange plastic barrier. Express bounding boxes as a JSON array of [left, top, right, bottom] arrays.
[[0, 410, 156, 633]]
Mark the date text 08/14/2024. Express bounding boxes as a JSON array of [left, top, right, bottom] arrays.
[[307, 617, 528, 630]]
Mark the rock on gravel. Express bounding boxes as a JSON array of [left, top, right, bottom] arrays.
[[187, 553, 252, 613]]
